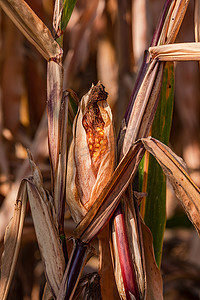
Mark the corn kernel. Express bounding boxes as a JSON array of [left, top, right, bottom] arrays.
[[99, 131, 104, 136], [93, 152, 99, 157]]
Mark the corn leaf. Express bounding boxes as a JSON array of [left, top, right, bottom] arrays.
[[0, 180, 27, 300], [27, 154, 65, 297], [0, 0, 62, 61], [149, 42, 200, 61], [143, 62, 174, 267], [61, 0, 77, 32], [142, 137, 200, 235]]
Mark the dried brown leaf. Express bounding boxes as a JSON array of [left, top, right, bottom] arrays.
[[0, 180, 27, 300], [0, 0, 62, 60], [141, 222, 163, 300], [142, 137, 200, 235], [149, 42, 200, 61], [26, 157, 65, 297], [121, 60, 164, 157], [164, 0, 190, 44]]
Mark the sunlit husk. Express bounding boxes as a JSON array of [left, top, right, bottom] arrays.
[[66, 83, 115, 223]]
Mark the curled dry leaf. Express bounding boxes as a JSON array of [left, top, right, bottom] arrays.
[[27, 155, 65, 297], [0, 0, 62, 61], [0, 180, 27, 300], [66, 82, 115, 223], [149, 42, 200, 61], [142, 137, 200, 235]]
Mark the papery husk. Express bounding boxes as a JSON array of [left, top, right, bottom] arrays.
[[110, 193, 145, 300], [110, 192, 164, 300], [66, 83, 115, 223]]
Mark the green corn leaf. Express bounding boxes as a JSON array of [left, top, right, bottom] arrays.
[[142, 62, 174, 267], [61, 0, 77, 32]]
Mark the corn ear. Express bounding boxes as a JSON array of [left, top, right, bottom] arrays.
[[66, 82, 115, 223]]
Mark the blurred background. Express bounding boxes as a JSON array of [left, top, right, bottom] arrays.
[[0, 0, 200, 299]]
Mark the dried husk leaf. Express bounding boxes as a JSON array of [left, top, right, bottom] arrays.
[[141, 222, 163, 300], [110, 195, 145, 300], [121, 0, 190, 156], [0, 0, 62, 61], [149, 42, 200, 61], [112, 2, 190, 298], [121, 60, 164, 158], [0, 180, 27, 300], [27, 155, 65, 297], [123, 196, 145, 299], [74, 142, 145, 242], [66, 83, 115, 223], [110, 223, 126, 299], [160, 0, 190, 45], [142, 137, 200, 235]]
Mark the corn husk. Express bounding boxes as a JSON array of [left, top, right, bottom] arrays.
[[66, 82, 115, 223]]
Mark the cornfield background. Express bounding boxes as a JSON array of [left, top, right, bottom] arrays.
[[0, 0, 200, 299]]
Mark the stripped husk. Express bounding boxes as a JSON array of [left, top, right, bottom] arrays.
[[66, 82, 115, 223]]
